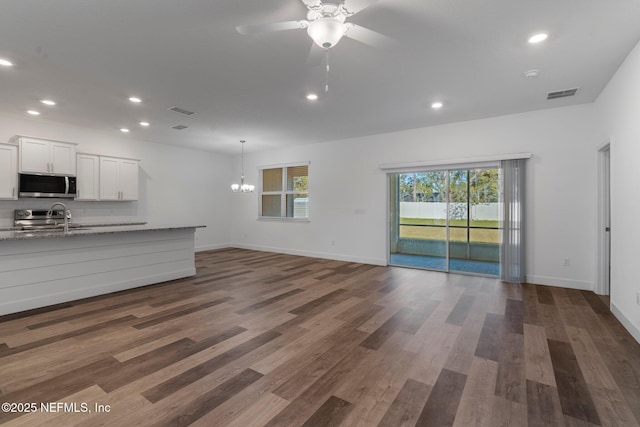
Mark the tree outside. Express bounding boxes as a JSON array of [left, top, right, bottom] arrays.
[[399, 169, 500, 204], [398, 168, 501, 244]]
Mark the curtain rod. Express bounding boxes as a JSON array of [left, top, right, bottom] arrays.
[[379, 152, 531, 171]]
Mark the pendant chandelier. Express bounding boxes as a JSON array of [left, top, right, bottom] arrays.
[[230, 140, 255, 193]]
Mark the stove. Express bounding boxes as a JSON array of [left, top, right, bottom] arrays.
[[14, 209, 72, 230]]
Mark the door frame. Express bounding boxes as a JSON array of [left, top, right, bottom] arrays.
[[596, 140, 611, 295]]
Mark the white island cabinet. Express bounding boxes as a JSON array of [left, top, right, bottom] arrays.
[[0, 143, 18, 200], [17, 136, 77, 176], [100, 156, 139, 201], [0, 225, 203, 316]]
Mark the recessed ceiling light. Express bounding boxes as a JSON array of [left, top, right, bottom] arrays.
[[0, 58, 14, 67], [26, 110, 40, 116], [120, 128, 130, 133], [523, 69, 540, 78], [528, 33, 548, 44], [139, 121, 150, 127], [306, 93, 318, 101], [431, 102, 443, 109], [40, 99, 56, 106], [128, 97, 142, 103]]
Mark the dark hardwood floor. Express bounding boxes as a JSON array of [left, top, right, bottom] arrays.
[[1, 248, 639, 426]]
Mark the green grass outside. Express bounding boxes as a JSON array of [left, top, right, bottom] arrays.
[[399, 217, 501, 244], [400, 217, 500, 228]]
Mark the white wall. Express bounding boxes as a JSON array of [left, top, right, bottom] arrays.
[[0, 114, 233, 251], [595, 39, 640, 342], [231, 103, 600, 290]]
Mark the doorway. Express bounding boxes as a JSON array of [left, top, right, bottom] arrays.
[[389, 167, 502, 277], [597, 143, 611, 295]]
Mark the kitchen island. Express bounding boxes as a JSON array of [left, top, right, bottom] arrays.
[[0, 225, 204, 316]]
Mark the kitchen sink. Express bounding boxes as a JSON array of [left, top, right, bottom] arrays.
[[15, 228, 65, 233], [16, 226, 94, 233]]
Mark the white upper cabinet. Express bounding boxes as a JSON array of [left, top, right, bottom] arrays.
[[0, 144, 18, 200], [50, 142, 76, 175], [99, 156, 139, 201], [18, 137, 77, 176], [76, 154, 100, 201], [119, 159, 139, 201]]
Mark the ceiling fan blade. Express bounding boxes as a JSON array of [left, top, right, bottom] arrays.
[[340, 0, 379, 16], [343, 23, 393, 48], [306, 43, 324, 66], [236, 20, 308, 35]]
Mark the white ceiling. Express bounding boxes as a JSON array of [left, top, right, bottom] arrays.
[[1, 0, 639, 154]]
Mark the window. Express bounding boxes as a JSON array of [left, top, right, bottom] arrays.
[[259, 163, 309, 219]]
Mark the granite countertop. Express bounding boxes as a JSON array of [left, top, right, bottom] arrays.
[[0, 223, 205, 241], [0, 222, 147, 232]]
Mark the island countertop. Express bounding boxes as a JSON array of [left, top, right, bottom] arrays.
[[0, 224, 206, 241]]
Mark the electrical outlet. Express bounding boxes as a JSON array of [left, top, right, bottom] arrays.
[[563, 258, 570, 267]]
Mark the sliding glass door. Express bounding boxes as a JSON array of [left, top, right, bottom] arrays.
[[390, 171, 449, 271], [447, 169, 501, 275], [389, 167, 502, 277]]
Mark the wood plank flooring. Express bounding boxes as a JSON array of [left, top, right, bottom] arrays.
[[1, 248, 639, 426]]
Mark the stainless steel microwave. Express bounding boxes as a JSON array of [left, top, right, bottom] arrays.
[[19, 174, 77, 198]]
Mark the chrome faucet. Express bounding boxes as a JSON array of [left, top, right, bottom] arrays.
[[48, 202, 70, 233]]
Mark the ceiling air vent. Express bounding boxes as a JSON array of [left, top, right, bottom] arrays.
[[547, 88, 579, 100], [169, 106, 196, 116], [172, 125, 188, 130]]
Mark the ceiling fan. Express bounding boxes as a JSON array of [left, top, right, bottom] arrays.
[[236, 0, 392, 65]]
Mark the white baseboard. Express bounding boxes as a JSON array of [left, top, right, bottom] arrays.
[[196, 243, 232, 252], [611, 302, 640, 344], [230, 243, 387, 266], [526, 275, 593, 291]]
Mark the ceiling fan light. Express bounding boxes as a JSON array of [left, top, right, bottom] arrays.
[[307, 18, 345, 49]]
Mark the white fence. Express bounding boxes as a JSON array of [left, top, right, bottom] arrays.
[[399, 202, 502, 221], [293, 198, 309, 218]]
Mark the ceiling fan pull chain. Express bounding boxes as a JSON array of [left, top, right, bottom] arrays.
[[325, 48, 330, 92]]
